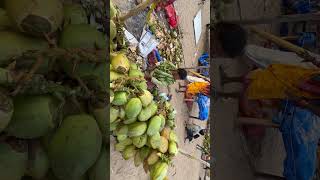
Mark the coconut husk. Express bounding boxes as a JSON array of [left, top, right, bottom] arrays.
[[5, 0, 64, 36]]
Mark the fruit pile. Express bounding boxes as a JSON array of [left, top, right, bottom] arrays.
[[110, 2, 179, 179], [110, 53, 179, 180], [0, 0, 108, 180]]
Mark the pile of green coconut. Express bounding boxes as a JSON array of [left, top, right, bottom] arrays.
[[0, 0, 108, 180]]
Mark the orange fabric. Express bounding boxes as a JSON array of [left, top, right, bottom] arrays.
[[186, 82, 210, 97], [246, 64, 320, 100]]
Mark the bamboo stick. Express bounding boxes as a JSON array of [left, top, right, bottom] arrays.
[[119, 0, 157, 22], [179, 149, 210, 167]]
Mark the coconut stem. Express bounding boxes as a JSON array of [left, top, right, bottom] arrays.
[[13, 48, 106, 64], [12, 55, 44, 96]]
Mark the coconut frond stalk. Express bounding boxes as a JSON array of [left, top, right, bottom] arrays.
[[5, 0, 64, 36]]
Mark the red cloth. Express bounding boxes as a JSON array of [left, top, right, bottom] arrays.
[[164, 4, 178, 29]]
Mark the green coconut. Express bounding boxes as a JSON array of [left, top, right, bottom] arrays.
[[110, 20, 116, 41], [115, 125, 128, 142], [0, 139, 28, 180], [0, 92, 13, 133], [129, 69, 144, 78], [48, 114, 102, 180], [125, 98, 142, 119], [0, 31, 48, 66], [59, 24, 107, 90], [119, 107, 126, 119], [122, 145, 136, 160], [92, 106, 108, 136], [0, 8, 13, 29], [5, 95, 59, 139], [26, 142, 49, 179], [60, 24, 106, 49], [139, 90, 153, 107], [88, 147, 108, 180], [110, 71, 125, 82], [112, 91, 128, 106], [110, 106, 119, 123], [123, 116, 137, 125], [111, 53, 130, 74], [132, 133, 147, 148], [5, 0, 64, 36], [130, 63, 138, 70], [63, 4, 87, 28], [110, 1, 117, 18]]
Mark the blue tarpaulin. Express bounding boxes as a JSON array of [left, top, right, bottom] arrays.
[[273, 101, 320, 180], [197, 94, 209, 121], [198, 53, 209, 77]]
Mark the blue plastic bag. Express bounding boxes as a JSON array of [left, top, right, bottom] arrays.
[[273, 101, 320, 180], [197, 94, 209, 121]]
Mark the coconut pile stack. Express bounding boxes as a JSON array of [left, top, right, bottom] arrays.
[[0, 0, 108, 180], [111, 1, 179, 180]]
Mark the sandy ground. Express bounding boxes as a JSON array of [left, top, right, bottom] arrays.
[[110, 0, 210, 180]]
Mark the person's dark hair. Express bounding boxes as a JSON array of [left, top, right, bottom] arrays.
[[199, 129, 205, 136], [177, 68, 188, 80], [194, 134, 200, 139], [215, 22, 247, 58]]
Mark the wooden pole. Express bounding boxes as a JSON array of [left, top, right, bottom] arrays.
[[224, 13, 320, 25], [119, 0, 157, 22], [249, 27, 316, 61], [181, 66, 210, 70], [188, 70, 211, 82], [179, 149, 210, 168]]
